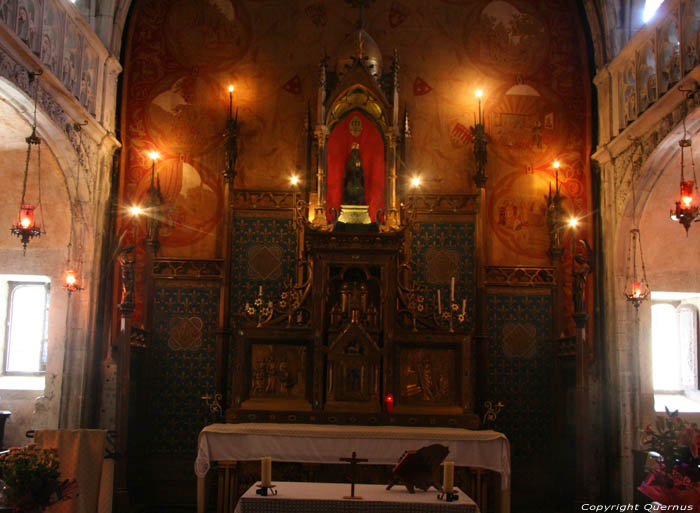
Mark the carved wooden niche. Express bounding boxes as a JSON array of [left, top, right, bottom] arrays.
[[326, 322, 381, 412]]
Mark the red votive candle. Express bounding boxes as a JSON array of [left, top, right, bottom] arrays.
[[385, 393, 394, 414]]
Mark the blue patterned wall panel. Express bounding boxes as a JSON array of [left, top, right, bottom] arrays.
[[149, 285, 219, 455], [486, 293, 553, 465], [230, 216, 297, 317], [410, 222, 475, 329]]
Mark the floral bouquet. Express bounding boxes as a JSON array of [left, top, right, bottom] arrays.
[[0, 445, 76, 512], [638, 408, 700, 507]]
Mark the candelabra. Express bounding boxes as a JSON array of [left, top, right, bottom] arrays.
[[201, 393, 222, 422], [244, 286, 274, 327], [545, 161, 565, 261], [433, 278, 468, 333], [403, 281, 426, 332], [471, 90, 487, 189]]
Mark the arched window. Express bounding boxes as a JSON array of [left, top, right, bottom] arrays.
[[652, 294, 700, 411], [643, 0, 665, 23]]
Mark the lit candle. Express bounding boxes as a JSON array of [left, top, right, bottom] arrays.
[[443, 461, 454, 493], [228, 84, 234, 120], [384, 393, 394, 414], [475, 89, 483, 125], [437, 289, 442, 314], [261, 456, 272, 487], [450, 277, 455, 302]]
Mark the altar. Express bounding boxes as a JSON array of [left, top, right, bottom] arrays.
[[195, 423, 510, 513], [233, 482, 479, 513]]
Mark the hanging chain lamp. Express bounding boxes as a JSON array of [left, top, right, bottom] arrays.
[[63, 123, 86, 294], [625, 141, 650, 308], [623, 228, 650, 308], [670, 91, 700, 233], [10, 71, 44, 253]]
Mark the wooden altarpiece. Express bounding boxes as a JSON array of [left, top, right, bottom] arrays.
[[226, 27, 479, 428]]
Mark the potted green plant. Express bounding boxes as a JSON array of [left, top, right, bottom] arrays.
[[0, 445, 76, 512]]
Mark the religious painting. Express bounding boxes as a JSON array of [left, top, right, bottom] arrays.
[[464, 0, 548, 78], [326, 110, 386, 223], [148, 155, 221, 257], [249, 344, 306, 400], [399, 348, 455, 406], [489, 171, 550, 258], [40, 0, 63, 78]]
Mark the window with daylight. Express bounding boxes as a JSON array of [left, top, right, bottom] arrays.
[[643, 0, 665, 23], [3, 280, 49, 375], [652, 292, 700, 412]]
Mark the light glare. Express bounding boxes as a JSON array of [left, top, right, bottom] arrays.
[[475, 89, 483, 98], [411, 176, 421, 188], [643, 0, 664, 23], [568, 217, 579, 228], [129, 206, 143, 216]]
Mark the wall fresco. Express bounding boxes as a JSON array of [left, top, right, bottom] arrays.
[[122, 0, 591, 264]]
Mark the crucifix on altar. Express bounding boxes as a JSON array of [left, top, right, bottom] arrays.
[[339, 451, 368, 499]]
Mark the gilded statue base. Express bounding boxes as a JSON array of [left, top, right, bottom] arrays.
[[337, 204, 372, 224]]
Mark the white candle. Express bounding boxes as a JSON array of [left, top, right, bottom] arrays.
[[450, 277, 455, 301], [437, 289, 442, 314], [443, 461, 454, 493], [261, 456, 272, 486]]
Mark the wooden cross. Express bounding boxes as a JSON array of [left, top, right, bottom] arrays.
[[339, 451, 368, 499]]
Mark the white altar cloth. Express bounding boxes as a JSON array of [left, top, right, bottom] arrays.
[[195, 423, 510, 513], [233, 482, 479, 513]]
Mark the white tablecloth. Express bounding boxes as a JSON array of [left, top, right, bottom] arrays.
[[195, 423, 510, 513], [234, 482, 479, 513]]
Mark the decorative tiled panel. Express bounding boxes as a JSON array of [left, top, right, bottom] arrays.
[[148, 284, 219, 455], [486, 292, 552, 465], [410, 222, 475, 329], [230, 216, 296, 319]]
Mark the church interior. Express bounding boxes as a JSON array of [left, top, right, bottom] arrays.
[[0, 0, 698, 511]]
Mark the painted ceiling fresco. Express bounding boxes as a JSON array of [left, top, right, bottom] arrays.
[[121, 0, 591, 265]]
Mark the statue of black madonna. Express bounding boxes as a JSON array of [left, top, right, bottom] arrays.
[[344, 143, 365, 205]]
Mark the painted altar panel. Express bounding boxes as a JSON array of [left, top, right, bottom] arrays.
[[398, 347, 456, 406], [249, 343, 307, 401]]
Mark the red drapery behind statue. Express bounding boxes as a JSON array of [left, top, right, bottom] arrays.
[[326, 111, 385, 222]]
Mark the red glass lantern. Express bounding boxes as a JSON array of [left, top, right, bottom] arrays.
[[10, 204, 41, 253], [63, 269, 83, 294], [670, 137, 700, 233]]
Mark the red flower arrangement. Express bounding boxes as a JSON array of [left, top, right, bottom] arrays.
[[0, 445, 76, 512], [638, 408, 700, 507]]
